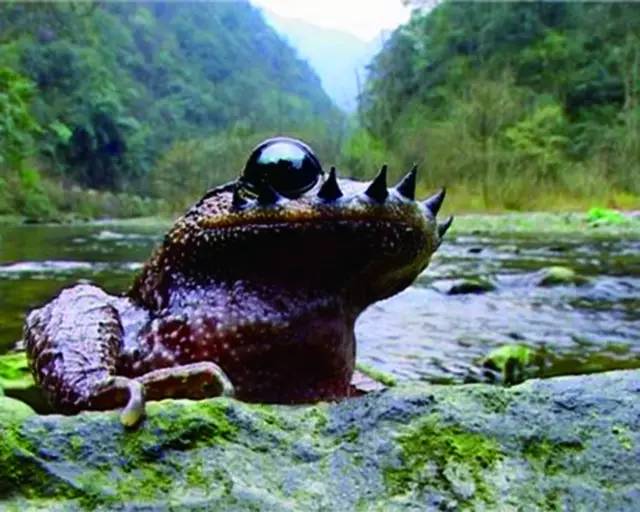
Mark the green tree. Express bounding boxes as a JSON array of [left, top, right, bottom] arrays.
[[503, 103, 569, 180], [0, 67, 41, 169], [0, 1, 341, 200], [354, 1, 640, 209]]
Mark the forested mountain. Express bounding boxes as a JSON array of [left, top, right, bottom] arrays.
[[261, 8, 381, 112], [347, 2, 640, 210], [2, 2, 638, 219], [0, 1, 342, 217]]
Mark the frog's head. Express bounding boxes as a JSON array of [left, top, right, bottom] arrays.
[[164, 137, 452, 310]]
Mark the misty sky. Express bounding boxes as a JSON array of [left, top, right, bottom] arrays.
[[250, 0, 412, 41]]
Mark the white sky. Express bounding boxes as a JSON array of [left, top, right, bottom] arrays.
[[250, 0, 412, 41]]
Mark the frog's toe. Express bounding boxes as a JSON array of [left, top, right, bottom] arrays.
[[88, 376, 146, 427], [136, 361, 235, 403], [118, 378, 146, 427], [205, 362, 234, 398]]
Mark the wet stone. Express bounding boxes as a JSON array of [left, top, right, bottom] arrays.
[[446, 278, 495, 295], [536, 266, 588, 287], [0, 370, 638, 511]]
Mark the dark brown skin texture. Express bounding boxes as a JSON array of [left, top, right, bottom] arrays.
[[24, 139, 451, 425]]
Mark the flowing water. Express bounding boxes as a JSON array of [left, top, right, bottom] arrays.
[[1, 219, 639, 384]]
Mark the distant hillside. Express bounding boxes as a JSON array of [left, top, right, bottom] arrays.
[[261, 9, 382, 112], [0, 1, 339, 195], [346, 2, 640, 210]]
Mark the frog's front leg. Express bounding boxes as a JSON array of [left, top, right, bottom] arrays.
[[25, 284, 232, 426]]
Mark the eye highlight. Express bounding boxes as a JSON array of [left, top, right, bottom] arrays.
[[242, 137, 323, 198]]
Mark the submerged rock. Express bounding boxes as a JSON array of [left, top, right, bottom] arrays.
[[446, 278, 495, 295], [537, 266, 588, 287], [1, 370, 638, 510]]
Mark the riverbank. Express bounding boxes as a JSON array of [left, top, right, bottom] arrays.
[[451, 210, 640, 237], [2, 209, 639, 236]]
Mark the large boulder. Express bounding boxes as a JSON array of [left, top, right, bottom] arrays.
[[1, 370, 638, 511]]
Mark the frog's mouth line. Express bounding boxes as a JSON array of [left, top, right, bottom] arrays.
[[197, 165, 453, 240], [200, 206, 428, 231]]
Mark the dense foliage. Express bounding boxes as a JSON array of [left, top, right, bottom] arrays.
[[352, 2, 640, 210], [0, 1, 342, 218], [2, 1, 639, 219]]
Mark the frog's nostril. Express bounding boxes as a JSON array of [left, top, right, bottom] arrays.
[[232, 182, 249, 211], [242, 137, 323, 198], [255, 180, 285, 206]]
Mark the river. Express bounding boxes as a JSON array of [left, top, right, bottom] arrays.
[[1, 215, 638, 384]]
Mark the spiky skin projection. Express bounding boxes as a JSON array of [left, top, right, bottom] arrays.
[[24, 138, 452, 425]]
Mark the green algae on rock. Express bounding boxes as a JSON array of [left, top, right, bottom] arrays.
[[384, 415, 502, 507], [586, 207, 628, 226], [0, 370, 638, 510], [480, 344, 541, 385], [477, 343, 640, 387], [0, 352, 50, 413], [537, 266, 588, 287], [0, 396, 35, 423], [355, 362, 397, 387], [0, 352, 33, 391], [450, 211, 640, 238]]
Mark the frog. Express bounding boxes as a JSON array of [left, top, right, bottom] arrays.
[[24, 137, 452, 426]]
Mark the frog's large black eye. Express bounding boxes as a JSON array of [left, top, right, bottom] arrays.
[[242, 137, 323, 198]]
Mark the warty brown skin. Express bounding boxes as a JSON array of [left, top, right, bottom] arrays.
[[24, 164, 451, 425]]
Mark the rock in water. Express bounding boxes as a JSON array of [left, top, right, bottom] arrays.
[[1, 370, 638, 510], [446, 278, 495, 295], [537, 266, 588, 287]]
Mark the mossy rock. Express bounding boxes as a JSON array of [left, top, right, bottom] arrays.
[[0, 396, 35, 423], [0, 352, 33, 391], [0, 352, 50, 413], [480, 344, 543, 385], [483, 344, 534, 369], [452, 212, 640, 238], [355, 362, 397, 387], [537, 266, 588, 287], [446, 278, 495, 295], [587, 207, 627, 226], [1, 370, 639, 510]]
